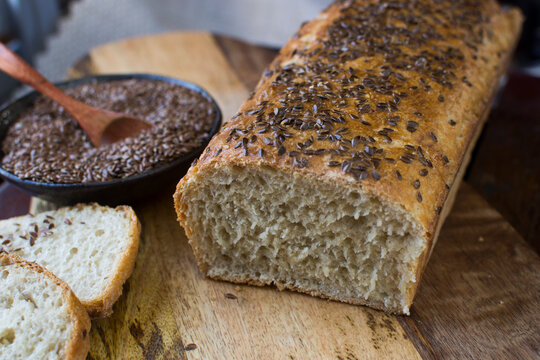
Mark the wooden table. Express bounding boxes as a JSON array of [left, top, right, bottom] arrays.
[[1, 32, 539, 359]]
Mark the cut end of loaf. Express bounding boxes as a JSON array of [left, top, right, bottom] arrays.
[[177, 165, 427, 314]]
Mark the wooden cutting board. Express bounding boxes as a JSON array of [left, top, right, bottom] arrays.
[[31, 32, 539, 359]]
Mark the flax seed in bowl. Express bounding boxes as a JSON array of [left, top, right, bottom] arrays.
[[0, 74, 221, 204]]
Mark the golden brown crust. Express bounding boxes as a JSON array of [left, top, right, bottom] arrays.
[[85, 205, 141, 318], [0, 253, 91, 360], [175, 0, 523, 313], [410, 9, 523, 302], [64, 289, 92, 360]]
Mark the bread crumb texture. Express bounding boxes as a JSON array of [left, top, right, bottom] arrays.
[[182, 166, 423, 313], [0, 261, 71, 359], [0, 204, 139, 315]]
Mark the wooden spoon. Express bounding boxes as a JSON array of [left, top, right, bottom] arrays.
[[0, 43, 153, 147]]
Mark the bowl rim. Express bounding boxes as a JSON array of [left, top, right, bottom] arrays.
[[0, 73, 222, 190]]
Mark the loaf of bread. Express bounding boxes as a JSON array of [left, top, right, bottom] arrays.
[[0, 204, 140, 318], [0, 253, 91, 360], [174, 0, 522, 314]]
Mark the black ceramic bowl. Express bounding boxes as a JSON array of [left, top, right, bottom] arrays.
[[0, 74, 222, 205]]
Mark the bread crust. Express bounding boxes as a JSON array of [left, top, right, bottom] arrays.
[[0, 253, 91, 360], [84, 205, 141, 318], [175, 0, 523, 313]]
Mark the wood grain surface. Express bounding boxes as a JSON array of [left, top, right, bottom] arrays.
[[29, 32, 539, 359]]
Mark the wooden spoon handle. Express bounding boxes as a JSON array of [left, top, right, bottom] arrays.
[[0, 43, 82, 114]]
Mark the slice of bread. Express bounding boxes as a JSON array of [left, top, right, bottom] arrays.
[[0, 253, 91, 360], [0, 203, 140, 318]]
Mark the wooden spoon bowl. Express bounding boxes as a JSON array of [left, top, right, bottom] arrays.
[[0, 43, 154, 147], [0, 74, 222, 205]]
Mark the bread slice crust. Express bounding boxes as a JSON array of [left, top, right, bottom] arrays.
[[0, 203, 141, 318], [0, 253, 91, 360], [80, 204, 141, 318]]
